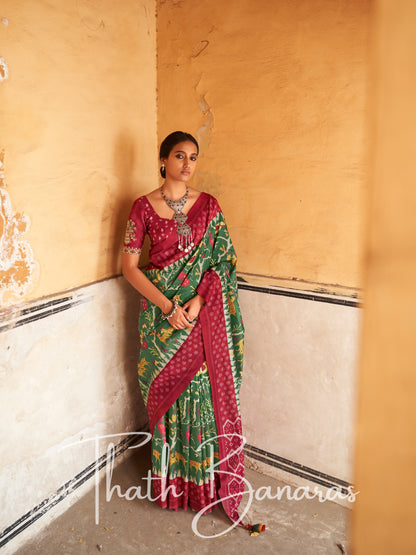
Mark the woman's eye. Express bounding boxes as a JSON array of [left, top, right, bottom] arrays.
[[191, 156, 197, 161], [176, 154, 184, 159]]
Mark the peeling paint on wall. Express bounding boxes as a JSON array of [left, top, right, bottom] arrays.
[[196, 94, 213, 153], [0, 151, 39, 306], [195, 94, 220, 195], [1, 1, 157, 300], [0, 57, 8, 81]]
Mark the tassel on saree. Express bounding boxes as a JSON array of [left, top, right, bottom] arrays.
[[246, 523, 266, 536]]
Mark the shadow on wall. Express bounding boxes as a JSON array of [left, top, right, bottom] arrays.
[[115, 278, 148, 433], [109, 131, 149, 432], [109, 130, 138, 274]]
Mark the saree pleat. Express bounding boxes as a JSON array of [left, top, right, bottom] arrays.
[[151, 362, 220, 512]]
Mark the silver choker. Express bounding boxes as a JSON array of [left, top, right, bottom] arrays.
[[161, 185, 194, 252]]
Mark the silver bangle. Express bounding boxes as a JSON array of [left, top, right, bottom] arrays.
[[162, 298, 178, 320]]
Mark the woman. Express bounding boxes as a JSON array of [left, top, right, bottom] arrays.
[[122, 131, 264, 535]]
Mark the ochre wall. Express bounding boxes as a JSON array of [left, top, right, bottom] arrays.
[[0, 0, 157, 307], [1, 0, 369, 304], [156, 0, 369, 295], [352, 1, 416, 552]]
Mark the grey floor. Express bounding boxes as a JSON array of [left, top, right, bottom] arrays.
[[15, 444, 350, 554]]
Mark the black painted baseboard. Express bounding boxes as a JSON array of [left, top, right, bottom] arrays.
[[0, 277, 360, 335], [244, 444, 351, 495], [0, 432, 140, 549], [237, 277, 360, 308]]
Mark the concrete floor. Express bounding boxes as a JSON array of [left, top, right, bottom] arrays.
[[14, 445, 350, 554]]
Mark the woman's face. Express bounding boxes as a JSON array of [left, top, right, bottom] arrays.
[[162, 140, 198, 183]]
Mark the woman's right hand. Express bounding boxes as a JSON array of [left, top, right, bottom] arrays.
[[167, 303, 195, 330]]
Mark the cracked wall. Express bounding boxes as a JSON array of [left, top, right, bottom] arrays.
[[0, 0, 158, 307], [156, 0, 369, 294]]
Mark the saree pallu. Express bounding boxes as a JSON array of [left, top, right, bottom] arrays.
[[137, 200, 245, 525]]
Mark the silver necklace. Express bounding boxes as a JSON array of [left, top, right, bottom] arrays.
[[161, 185, 194, 252]]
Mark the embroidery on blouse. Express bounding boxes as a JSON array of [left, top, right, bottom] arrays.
[[122, 246, 141, 255], [124, 219, 137, 245]]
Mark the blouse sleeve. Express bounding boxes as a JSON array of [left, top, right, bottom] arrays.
[[122, 197, 147, 255]]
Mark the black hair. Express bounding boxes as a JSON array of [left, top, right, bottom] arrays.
[[159, 131, 199, 178]]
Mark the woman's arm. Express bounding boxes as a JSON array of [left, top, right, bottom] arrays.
[[122, 252, 193, 330], [122, 252, 172, 313]]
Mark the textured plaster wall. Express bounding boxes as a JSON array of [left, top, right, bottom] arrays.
[[0, 278, 147, 551], [0, 0, 158, 307], [239, 289, 360, 485], [156, 0, 369, 294]]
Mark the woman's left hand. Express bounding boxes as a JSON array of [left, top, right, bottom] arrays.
[[182, 294, 205, 325]]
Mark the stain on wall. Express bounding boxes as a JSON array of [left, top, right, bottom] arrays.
[[0, 151, 39, 306], [156, 0, 369, 294], [0, 57, 8, 81], [196, 94, 214, 154]]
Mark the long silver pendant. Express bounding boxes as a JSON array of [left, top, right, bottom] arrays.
[[161, 185, 195, 252]]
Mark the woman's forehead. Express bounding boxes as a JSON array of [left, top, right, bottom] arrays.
[[171, 140, 198, 154]]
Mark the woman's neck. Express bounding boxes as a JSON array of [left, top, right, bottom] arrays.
[[162, 180, 188, 200]]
